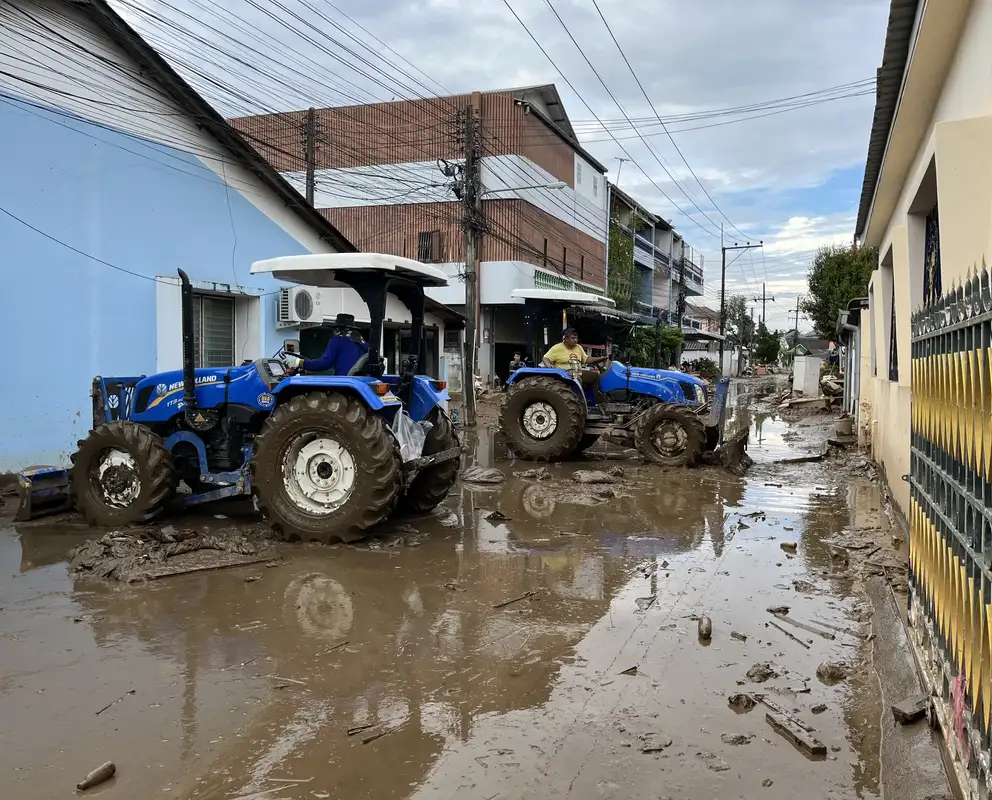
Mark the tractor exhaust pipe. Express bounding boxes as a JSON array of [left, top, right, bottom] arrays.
[[177, 269, 197, 411]]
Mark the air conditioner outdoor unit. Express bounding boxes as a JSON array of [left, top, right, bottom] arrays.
[[277, 285, 323, 329]]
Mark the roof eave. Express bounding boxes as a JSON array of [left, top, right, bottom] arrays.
[[78, 0, 356, 254]]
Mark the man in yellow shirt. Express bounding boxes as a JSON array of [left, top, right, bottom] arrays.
[[542, 328, 609, 399]]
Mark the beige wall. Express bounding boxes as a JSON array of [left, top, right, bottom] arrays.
[[859, 0, 992, 514]]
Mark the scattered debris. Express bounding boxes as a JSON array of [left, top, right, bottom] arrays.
[[811, 704, 828, 715], [634, 596, 656, 612], [816, 662, 848, 684], [740, 511, 767, 521], [346, 723, 375, 736], [746, 663, 779, 683], [515, 467, 551, 481], [485, 510, 511, 521], [770, 613, 836, 641], [77, 761, 116, 791], [95, 689, 136, 716], [619, 666, 639, 676], [720, 733, 754, 746], [493, 590, 539, 609], [892, 694, 930, 724], [766, 605, 790, 615], [792, 579, 817, 593], [769, 620, 810, 649], [698, 751, 730, 771], [780, 542, 798, 553], [762, 778, 774, 787], [244, 575, 260, 583], [731, 631, 748, 642], [266, 675, 307, 686], [608, 465, 625, 477], [639, 733, 673, 753], [698, 615, 713, 640], [765, 712, 827, 757], [318, 641, 349, 655], [444, 581, 467, 592], [362, 726, 399, 745], [68, 530, 269, 583], [572, 470, 618, 484], [728, 694, 758, 712], [461, 466, 505, 484]]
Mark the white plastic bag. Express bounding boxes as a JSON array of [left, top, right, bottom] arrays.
[[392, 410, 432, 462]]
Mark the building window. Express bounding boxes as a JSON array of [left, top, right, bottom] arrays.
[[192, 294, 236, 368], [869, 285, 876, 377], [580, 254, 585, 280], [562, 246, 567, 273], [443, 328, 461, 348], [923, 205, 941, 307], [543, 238, 549, 268], [888, 278, 898, 382], [417, 230, 442, 262], [576, 161, 583, 185], [592, 176, 598, 197]]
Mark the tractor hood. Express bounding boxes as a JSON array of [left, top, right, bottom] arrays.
[[614, 362, 706, 387]]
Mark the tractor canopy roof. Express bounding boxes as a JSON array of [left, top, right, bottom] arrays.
[[250, 253, 449, 289]]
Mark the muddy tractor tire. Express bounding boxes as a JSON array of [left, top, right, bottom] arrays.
[[500, 376, 586, 462], [251, 392, 401, 543], [70, 421, 178, 526], [399, 409, 460, 515], [634, 403, 706, 467]]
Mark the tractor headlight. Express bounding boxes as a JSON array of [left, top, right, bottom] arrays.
[[695, 385, 706, 405]]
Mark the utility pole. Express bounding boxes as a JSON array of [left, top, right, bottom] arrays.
[[791, 295, 803, 347], [719, 233, 763, 375], [304, 107, 316, 206], [460, 103, 482, 426], [751, 282, 775, 327]]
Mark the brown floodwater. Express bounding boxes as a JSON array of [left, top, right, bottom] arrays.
[[0, 385, 941, 799]]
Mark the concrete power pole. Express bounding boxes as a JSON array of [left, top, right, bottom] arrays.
[[752, 282, 775, 327], [461, 103, 482, 427], [304, 107, 316, 206], [719, 235, 763, 375]]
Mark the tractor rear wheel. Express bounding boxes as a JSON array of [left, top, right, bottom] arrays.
[[399, 409, 460, 515], [252, 392, 400, 543], [500, 376, 585, 462], [70, 421, 177, 526], [634, 403, 706, 467]]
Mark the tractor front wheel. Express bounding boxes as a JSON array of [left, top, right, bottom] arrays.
[[634, 403, 706, 467], [500, 376, 585, 462], [252, 392, 400, 543], [70, 421, 177, 526], [399, 409, 460, 515]]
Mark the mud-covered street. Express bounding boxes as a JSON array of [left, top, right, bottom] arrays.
[[0, 380, 952, 799]]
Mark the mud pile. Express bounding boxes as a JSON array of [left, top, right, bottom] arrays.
[[68, 527, 273, 582]]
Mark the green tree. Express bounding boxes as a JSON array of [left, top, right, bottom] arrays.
[[754, 323, 782, 364], [801, 244, 877, 339], [724, 294, 754, 347], [607, 218, 636, 312]]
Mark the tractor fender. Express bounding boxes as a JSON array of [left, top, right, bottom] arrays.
[[163, 430, 209, 475], [271, 376, 402, 414], [505, 367, 583, 395]]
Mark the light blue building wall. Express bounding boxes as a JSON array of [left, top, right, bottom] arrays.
[[0, 90, 322, 470]]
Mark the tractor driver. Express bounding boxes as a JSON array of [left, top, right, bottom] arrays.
[[283, 313, 370, 375], [542, 327, 609, 394]]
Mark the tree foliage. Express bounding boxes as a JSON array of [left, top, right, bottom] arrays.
[[724, 294, 754, 347], [614, 325, 684, 368], [801, 244, 877, 339], [754, 323, 782, 364], [607, 218, 636, 312]]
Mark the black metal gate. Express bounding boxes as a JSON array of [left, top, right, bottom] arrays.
[[910, 269, 992, 795]]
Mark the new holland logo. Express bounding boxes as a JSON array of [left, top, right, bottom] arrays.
[[107, 394, 119, 409], [257, 393, 275, 408], [156, 383, 168, 396]]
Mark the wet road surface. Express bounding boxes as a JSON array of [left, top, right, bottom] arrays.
[[0, 381, 950, 799]]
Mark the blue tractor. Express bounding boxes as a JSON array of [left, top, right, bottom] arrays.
[[69, 254, 461, 542], [498, 291, 734, 466]]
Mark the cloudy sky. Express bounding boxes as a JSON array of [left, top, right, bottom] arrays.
[[116, 0, 889, 332]]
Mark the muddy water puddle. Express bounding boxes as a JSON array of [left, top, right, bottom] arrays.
[[1, 400, 892, 800]]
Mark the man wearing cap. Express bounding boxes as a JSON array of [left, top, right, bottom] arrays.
[[542, 327, 609, 399], [283, 313, 369, 375]]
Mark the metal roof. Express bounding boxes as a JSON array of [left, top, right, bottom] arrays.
[[855, 0, 922, 239], [75, 0, 356, 255], [251, 253, 449, 288]]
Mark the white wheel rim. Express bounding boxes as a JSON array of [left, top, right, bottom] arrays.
[[652, 421, 688, 456], [97, 448, 142, 507], [282, 435, 356, 515], [522, 402, 558, 439]]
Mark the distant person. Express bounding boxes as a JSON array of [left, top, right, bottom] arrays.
[[283, 313, 369, 375], [509, 351, 528, 373]]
